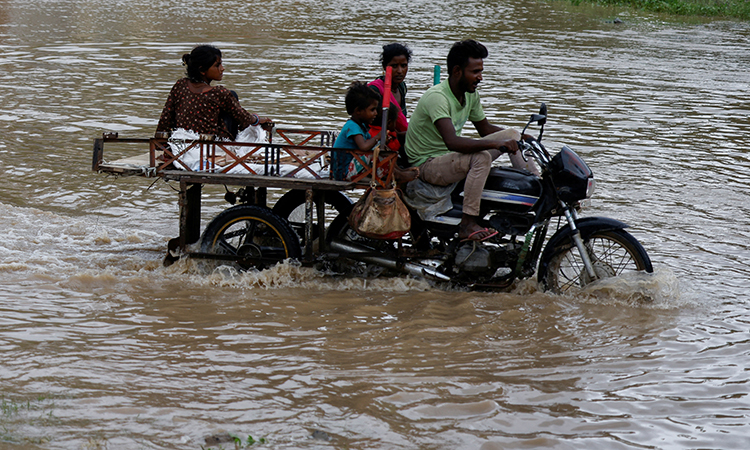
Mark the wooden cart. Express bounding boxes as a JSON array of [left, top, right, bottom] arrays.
[[92, 128, 398, 267]]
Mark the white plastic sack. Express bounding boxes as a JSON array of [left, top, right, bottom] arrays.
[[167, 125, 268, 172], [167, 129, 201, 171]]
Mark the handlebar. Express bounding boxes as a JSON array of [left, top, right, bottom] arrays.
[[518, 138, 552, 169], [517, 103, 551, 169]]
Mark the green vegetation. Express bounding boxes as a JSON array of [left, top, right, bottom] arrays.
[[1, 395, 57, 445], [201, 433, 268, 450], [568, 0, 750, 20]]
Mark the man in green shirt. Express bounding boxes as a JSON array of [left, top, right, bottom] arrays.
[[405, 39, 536, 242]]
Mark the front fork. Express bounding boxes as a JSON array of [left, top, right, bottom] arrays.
[[562, 204, 598, 281]]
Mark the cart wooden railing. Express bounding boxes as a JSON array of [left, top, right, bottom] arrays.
[[93, 128, 397, 187]]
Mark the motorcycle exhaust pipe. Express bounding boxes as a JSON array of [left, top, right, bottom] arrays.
[[329, 238, 451, 282]]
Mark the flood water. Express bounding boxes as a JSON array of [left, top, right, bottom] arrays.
[[1, 0, 749, 448]]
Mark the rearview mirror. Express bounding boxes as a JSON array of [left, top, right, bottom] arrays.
[[530, 114, 546, 123], [531, 103, 547, 126]]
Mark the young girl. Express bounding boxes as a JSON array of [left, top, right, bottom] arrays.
[[331, 81, 381, 181]]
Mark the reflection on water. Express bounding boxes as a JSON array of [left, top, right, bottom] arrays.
[[1, 0, 750, 448]]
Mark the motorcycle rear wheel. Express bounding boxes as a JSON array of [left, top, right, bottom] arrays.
[[542, 229, 652, 293]]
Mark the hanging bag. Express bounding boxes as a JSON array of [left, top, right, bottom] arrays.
[[348, 183, 411, 240], [347, 67, 411, 240]]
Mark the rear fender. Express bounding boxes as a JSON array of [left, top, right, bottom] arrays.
[[537, 217, 629, 281]]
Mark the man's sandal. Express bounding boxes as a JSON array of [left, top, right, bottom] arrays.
[[460, 228, 499, 242]]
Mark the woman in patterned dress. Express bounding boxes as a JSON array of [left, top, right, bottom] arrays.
[[156, 45, 272, 140]]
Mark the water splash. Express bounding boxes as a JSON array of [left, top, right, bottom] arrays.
[[572, 267, 687, 308]]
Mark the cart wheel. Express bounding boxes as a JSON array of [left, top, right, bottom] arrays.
[[272, 190, 352, 253], [201, 205, 301, 270]]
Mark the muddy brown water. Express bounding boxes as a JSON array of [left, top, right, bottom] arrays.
[[1, 1, 749, 448]]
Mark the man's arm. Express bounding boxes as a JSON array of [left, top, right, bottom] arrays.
[[434, 118, 517, 154], [473, 117, 504, 137]]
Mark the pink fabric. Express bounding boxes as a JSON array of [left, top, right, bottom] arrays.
[[368, 78, 408, 132]]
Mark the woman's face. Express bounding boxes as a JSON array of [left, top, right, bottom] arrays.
[[202, 58, 224, 83], [386, 55, 409, 85]]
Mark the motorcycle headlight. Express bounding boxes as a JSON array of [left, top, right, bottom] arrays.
[[585, 178, 596, 198]]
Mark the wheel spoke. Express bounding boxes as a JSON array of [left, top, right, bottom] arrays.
[[558, 249, 583, 289], [591, 237, 635, 275], [222, 228, 245, 241], [243, 220, 259, 248], [215, 236, 238, 254]]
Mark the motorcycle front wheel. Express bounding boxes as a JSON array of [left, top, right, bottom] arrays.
[[200, 205, 301, 270], [541, 229, 652, 293]]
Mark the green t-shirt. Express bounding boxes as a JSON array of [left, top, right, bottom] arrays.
[[405, 80, 486, 166]]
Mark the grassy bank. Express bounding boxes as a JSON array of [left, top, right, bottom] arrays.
[[568, 0, 750, 20]]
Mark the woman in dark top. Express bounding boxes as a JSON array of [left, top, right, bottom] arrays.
[[156, 45, 272, 140]]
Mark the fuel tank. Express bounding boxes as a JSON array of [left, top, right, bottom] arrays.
[[452, 167, 542, 214]]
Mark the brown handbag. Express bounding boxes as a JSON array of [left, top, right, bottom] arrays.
[[348, 184, 411, 240]]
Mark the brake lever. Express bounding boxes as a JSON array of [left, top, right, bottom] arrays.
[[518, 140, 531, 162]]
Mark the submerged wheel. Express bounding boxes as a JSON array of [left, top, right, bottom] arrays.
[[200, 205, 301, 270], [272, 190, 352, 254], [541, 229, 652, 293]]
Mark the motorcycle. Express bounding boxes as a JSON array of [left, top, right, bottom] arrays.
[[324, 103, 653, 292]]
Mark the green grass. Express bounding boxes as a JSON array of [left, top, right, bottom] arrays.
[[1, 395, 57, 445], [567, 0, 750, 19], [201, 433, 268, 450]]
